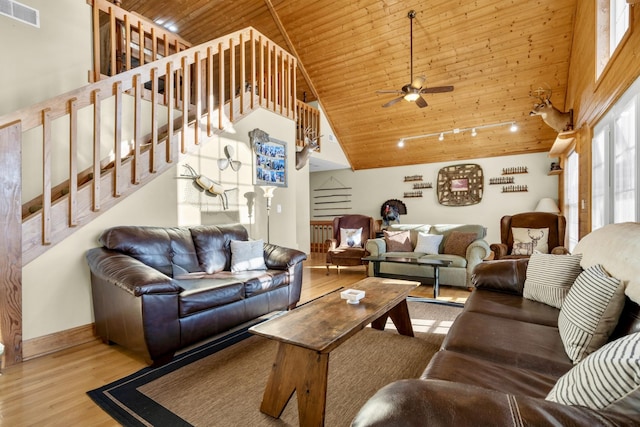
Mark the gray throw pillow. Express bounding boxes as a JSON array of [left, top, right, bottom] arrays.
[[230, 240, 267, 273], [523, 253, 583, 309], [558, 264, 626, 363]]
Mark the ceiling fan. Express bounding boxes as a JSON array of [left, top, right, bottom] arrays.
[[376, 10, 454, 108]]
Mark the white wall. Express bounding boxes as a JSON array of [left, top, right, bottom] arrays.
[[310, 152, 559, 244], [22, 168, 178, 340], [0, 0, 92, 116]]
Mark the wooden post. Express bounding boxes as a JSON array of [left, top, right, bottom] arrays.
[[0, 121, 23, 367]]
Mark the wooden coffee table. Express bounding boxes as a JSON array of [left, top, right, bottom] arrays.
[[249, 277, 419, 427]]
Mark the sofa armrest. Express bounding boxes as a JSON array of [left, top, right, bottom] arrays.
[[489, 242, 509, 259], [351, 379, 633, 427], [263, 243, 307, 269], [464, 239, 491, 285], [365, 237, 386, 256], [471, 258, 529, 295], [86, 248, 180, 296]]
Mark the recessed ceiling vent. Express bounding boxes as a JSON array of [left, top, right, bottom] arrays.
[[0, 0, 39, 28]]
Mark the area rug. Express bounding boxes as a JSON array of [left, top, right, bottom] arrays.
[[88, 301, 462, 427]]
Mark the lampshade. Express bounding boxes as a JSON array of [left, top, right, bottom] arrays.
[[535, 197, 560, 214]]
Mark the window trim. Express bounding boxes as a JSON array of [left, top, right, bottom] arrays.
[[595, 0, 633, 86]]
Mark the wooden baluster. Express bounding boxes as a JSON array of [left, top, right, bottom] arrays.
[[92, 90, 101, 211], [124, 15, 131, 71], [166, 62, 174, 163], [194, 52, 202, 146], [229, 38, 235, 123], [151, 67, 159, 172], [218, 42, 224, 130], [41, 108, 52, 245], [251, 29, 256, 110], [68, 98, 78, 226], [108, 8, 117, 76], [239, 33, 245, 115], [92, 2, 101, 81], [181, 56, 189, 153], [137, 21, 144, 66], [113, 81, 122, 196], [133, 74, 141, 184], [206, 46, 214, 137]]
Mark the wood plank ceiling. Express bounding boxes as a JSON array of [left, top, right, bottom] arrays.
[[120, 0, 577, 170]]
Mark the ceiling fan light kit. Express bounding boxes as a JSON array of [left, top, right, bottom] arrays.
[[376, 10, 454, 108]]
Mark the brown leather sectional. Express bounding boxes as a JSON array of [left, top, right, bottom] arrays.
[[86, 223, 306, 365], [352, 254, 640, 426]]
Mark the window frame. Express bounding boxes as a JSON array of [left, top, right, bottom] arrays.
[[595, 0, 632, 83]]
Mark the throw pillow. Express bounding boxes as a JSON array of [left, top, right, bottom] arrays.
[[558, 264, 626, 363], [338, 227, 363, 248], [414, 232, 443, 255], [511, 227, 549, 255], [546, 332, 640, 417], [383, 230, 413, 252], [443, 231, 477, 258], [522, 253, 583, 309], [230, 240, 267, 273]]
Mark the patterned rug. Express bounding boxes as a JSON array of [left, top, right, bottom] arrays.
[[88, 300, 462, 426]]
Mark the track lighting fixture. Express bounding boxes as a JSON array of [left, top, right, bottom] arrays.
[[396, 121, 518, 146]]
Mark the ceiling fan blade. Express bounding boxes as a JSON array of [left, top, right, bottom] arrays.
[[382, 96, 405, 108], [421, 85, 454, 94], [410, 75, 426, 90], [415, 95, 428, 108], [376, 90, 405, 94]]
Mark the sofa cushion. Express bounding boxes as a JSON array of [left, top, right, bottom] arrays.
[[523, 253, 583, 309], [208, 270, 289, 297], [441, 311, 573, 376], [423, 350, 559, 398], [230, 240, 267, 272], [546, 332, 640, 417], [465, 289, 560, 327], [558, 264, 626, 363], [177, 278, 245, 316], [384, 230, 413, 252], [443, 231, 477, 257], [190, 224, 248, 274], [414, 233, 443, 255], [338, 227, 363, 248], [511, 227, 549, 255]]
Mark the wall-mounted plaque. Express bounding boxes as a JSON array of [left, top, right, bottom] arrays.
[[437, 163, 484, 206]]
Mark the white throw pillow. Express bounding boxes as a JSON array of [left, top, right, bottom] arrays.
[[523, 253, 583, 309], [414, 232, 443, 255], [547, 332, 640, 417], [339, 227, 363, 248], [230, 240, 267, 272], [511, 227, 549, 255], [558, 264, 626, 363]]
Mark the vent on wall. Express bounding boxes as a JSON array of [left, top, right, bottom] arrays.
[[0, 0, 39, 28]]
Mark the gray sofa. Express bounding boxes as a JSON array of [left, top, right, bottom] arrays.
[[365, 224, 491, 288]]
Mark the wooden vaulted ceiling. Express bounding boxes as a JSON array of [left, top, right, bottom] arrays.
[[120, 0, 577, 170]]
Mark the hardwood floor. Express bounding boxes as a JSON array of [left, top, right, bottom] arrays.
[[0, 252, 470, 425]]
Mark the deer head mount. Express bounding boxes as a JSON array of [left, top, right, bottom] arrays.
[[295, 126, 321, 170], [529, 87, 573, 133]]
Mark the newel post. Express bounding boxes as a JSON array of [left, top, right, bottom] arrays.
[[0, 121, 23, 367]]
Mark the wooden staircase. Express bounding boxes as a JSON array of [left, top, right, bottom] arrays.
[[0, 1, 313, 366]]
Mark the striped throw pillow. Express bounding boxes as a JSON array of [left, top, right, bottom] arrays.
[[523, 253, 583, 309], [559, 264, 626, 363], [547, 332, 640, 417]]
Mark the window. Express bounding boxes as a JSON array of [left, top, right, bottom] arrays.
[[592, 75, 640, 230], [596, 0, 630, 79], [564, 151, 580, 252]]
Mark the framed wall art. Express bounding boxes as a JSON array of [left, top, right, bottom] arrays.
[[249, 128, 288, 188], [437, 163, 484, 206]]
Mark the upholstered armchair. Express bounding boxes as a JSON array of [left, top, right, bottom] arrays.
[[490, 212, 568, 260], [326, 214, 376, 274]]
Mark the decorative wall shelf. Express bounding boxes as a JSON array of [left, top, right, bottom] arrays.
[[548, 169, 562, 176], [502, 185, 528, 193], [501, 166, 528, 175], [413, 182, 433, 189], [404, 191, 423, 198], [404, 175, 423, 182], [549, 130, 577, 157], [489, 176, 514, 185]]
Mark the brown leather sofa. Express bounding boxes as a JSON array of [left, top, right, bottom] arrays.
[[86, 223, 306, 365], [352, 222, 640, 426]]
